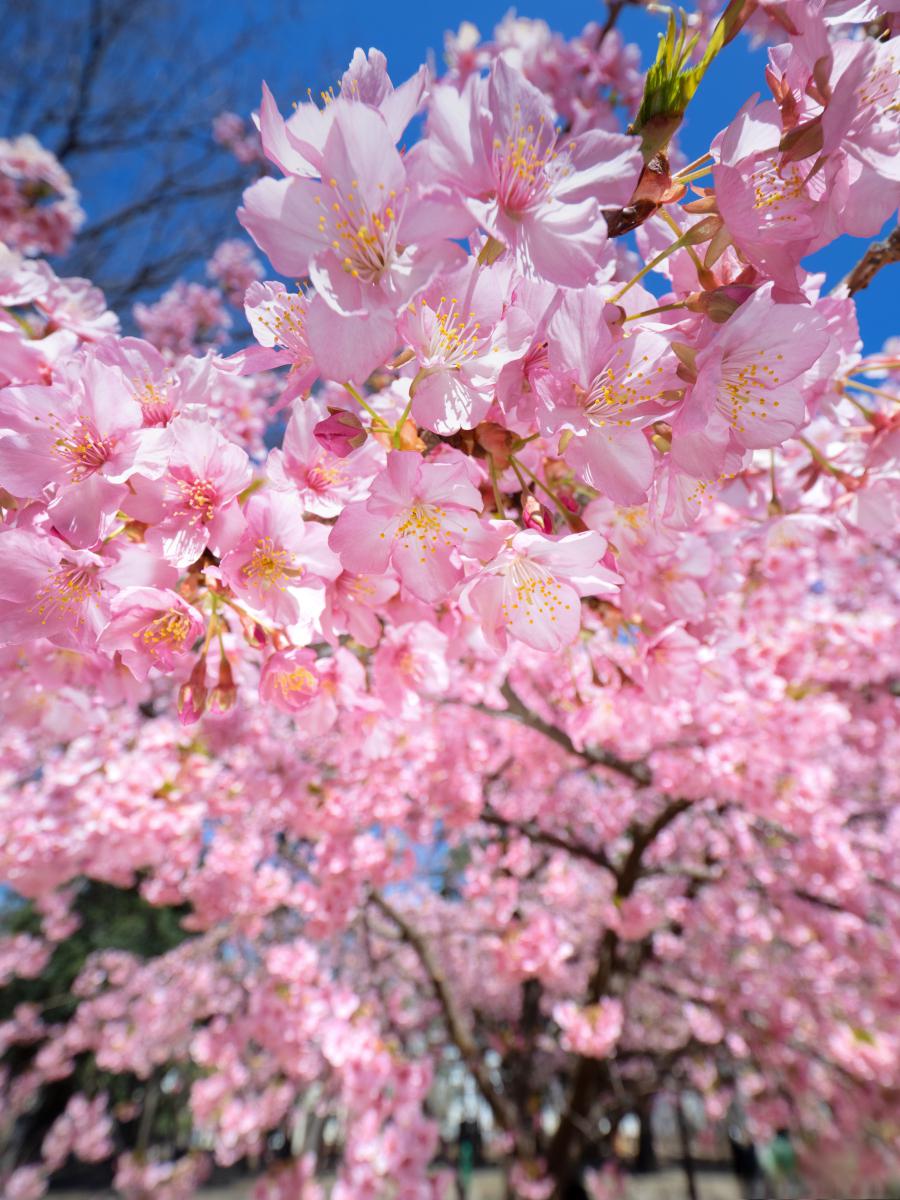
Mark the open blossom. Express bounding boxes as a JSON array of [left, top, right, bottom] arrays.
[[219, 490, 340, 628], [461, 525, 621, 652], [123, 418, 252, 568], [0, 529, 109, 648], [236, 281, 317, 407], [240, 101, 459, 381], [672, 285, 830, 479], [329, 450, 483, 603], [259, 646, 364, 732], [713, 99, 841, 296], [253, 51, 426, 182], [320, 569, 400, 647], [99, 587, 205, 681], [398, 261, 532, 435], [0, 355, 166, 547], [418, 58, 642, 284], [372, 621, 451, 712], [538, 287, 679, 505], [267, 396, 383, 517]]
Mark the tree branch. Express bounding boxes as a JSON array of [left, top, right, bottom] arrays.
[[370, 891, 521, 1140], [481, 804, 613, 874], [545, 793, 693, 1186], [843, 224, 900, 296], [471, 681, 653, 787]]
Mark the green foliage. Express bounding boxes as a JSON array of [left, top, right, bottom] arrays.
[[631, 0, 750, 159], [0, 880, 191, 1024], [1, 882, 196, 1174]]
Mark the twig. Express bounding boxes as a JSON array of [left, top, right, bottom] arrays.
[[470, 681, 653, 787], [842, 225, 900, 296]]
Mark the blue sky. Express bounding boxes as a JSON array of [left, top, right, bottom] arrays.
[[192, 2, 895, 350]]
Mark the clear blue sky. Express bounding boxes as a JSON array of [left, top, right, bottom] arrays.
[[214, 1, 896, 350]]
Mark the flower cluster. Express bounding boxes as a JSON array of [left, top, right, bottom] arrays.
[[0, 135, 84, 257], [0, 4, 899, 1198]]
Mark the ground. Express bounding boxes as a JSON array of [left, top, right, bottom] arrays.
[[55, 1166, 743, 1199]]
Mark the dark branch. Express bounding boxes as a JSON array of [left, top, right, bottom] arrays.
[[843, 224, 900, 296], [370, 891, 521, 1140], [471, 681, 653, 787], [481, 804, 613, 873]]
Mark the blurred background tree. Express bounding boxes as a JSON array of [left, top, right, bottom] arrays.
[[0, 0, 316, 310], [0, 882, 193, 1185]]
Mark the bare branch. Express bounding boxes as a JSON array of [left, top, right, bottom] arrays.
[[546, 792, 693, 1182], [843, 224, 900, 296]]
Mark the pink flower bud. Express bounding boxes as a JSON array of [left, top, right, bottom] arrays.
[[209, 656, 237, 713], [313, 408, 367, 458], [522, 493, 553, 534], [177, 658, 208, 726]]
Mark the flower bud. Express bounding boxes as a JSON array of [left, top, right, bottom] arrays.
[[209, 655, 237, 714], [313, 408, 367, 458], [522, 493, 553, 534], [177, 658, 208, 726]]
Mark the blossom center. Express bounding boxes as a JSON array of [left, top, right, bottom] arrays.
[[133, 377, 174, 426], [422, 296, 483, 368], [176, 477, 217, 525], [273, 665, 318, 700], [315, 178, 399, 284], [53, 418, 114, 481], [718, 350, 785, 433], [32, 564, 100, 627], [500, 555, 569, 625], [138, 610, 193, 653], [394, 504, 453, 559], [242, 537, 298, 589], [493, 118, 557, 215]]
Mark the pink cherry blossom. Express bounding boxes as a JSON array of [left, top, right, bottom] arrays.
[[329, 450, 482, 602], [461, 525, 621, 652], [219, 490, 340, 627], [99, 587, 205, 681], [123, 418, 252, 568]]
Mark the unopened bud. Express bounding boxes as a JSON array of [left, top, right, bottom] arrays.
[[313, 408, 367, 458], [522, 493, 553, 533], [209, 655, 237, 714], [698, 284, 754, 323], [177, 658, 208, 726], [475, 421, 514, 471]]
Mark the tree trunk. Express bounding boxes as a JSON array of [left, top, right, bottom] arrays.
[[635, 1094, 658, 1173]]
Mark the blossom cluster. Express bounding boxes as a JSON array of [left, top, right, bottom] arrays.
[[0, 3, 899, 1198], [0, 135, 85, 258]]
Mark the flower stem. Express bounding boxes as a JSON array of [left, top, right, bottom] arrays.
[[844, 379, 899, 404], [392, 395, 414, 449], [624, 300, 689, 322], [511, 454, 579, 528], [659, 209, 706, 275], [344, 381, 384, 426], [488, 458, 506, 519], [674, 151, 714, 178]]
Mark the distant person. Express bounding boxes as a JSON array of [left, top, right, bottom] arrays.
[[728, 1127, 764, 1200], [759, 1128, 802, 1199]]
